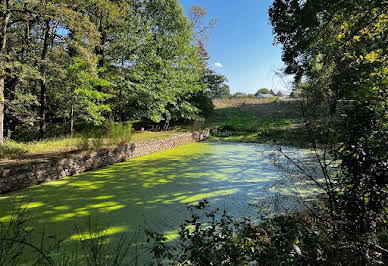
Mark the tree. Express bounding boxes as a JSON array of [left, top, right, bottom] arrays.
[[1, 0, 211, 142], [197, 39, 210, 68], [0, 0, 31, 144], [188, 5, 216, 68], [65, 57, 112, 134], [255, 88, 270, 96], [269, 0, 387, 238], [232, 92, 247, 98], [189, 5, 217, 43], [1, 0, 100, 140], [89, 0, 207, 124], [202, 69, 230, 99]]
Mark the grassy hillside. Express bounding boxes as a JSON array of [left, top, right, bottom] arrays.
[[207, 98, 307, 146]]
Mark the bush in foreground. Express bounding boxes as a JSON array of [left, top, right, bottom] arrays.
[[147, 200, 388, 265]]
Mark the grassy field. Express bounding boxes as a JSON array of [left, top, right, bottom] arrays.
[[207, 98, 307, 146]]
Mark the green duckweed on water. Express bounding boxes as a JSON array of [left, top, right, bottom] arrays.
[[0, 142, 321, 263]]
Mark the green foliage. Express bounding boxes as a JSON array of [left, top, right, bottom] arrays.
[[189, 90, 215, 117], [6, 91, 39, 128], [0, 142, 27, 159], [189, 117, 206, 131], [77, 121, 132, 151], [231, 92, 247, 98], [106, 121, 133, 145], [255, 88, 270, 95], [333, 101, 388, 234], [0, 206, 134, 265], [2, 0, 212, 143], [202, 69, 230, 99], [269, 0, 387, 253], [147, 200, 387, 265], [106, 0, 206, 124], [66, 57, 113, 126]]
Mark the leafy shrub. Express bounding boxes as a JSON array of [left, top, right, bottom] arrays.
[[77, 128, 102, 151], [190, 91, 215, 117], [190, 118, 205, 131], [146, 200, 387, 265], [76, 121, 133, 151], [220, 124, 237, 131], [9, 123, 70, 142], [9, 126, 40, 142], [105, 121, 132, 145]]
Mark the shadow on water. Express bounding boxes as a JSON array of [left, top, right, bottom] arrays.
[[0, 142, 319, 263]]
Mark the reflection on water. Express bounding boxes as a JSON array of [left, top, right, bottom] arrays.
[[0, 142, 321, 263]]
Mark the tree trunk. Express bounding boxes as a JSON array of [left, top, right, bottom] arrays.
[[39, 79, 46, 138], [0, 71, 4, 145], [20, 16, 30, 57], [0, 2, 11, 145], [119, 59, 124, 122], [95, 13, 106, 70], [39, 18, 51, 138], [70, 103, 74, 136]]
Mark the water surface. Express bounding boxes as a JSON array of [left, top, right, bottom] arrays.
[[0, 142, 317, 262]]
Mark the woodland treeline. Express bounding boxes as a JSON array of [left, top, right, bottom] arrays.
[[0, 0, 229, 143]]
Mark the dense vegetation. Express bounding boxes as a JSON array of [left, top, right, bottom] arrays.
[[0, 0, 386, 265], [270, 0, 387, 235], [147, 0, 388, 264], [0, 0, 230, 145]]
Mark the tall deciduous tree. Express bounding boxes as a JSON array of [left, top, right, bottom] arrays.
[[1, 0, 211, 142], [0, 0, 22, 144]]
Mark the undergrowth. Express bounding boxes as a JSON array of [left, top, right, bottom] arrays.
[[0, 204, 140, 266]]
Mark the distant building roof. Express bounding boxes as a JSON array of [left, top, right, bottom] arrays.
[[271, 89, 291, 97], [257, 90, 291, 98]]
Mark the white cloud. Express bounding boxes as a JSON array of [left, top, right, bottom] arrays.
[[214, 62, 224, 68]]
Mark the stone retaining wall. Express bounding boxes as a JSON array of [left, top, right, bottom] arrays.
[[0, 129, 210, 194]]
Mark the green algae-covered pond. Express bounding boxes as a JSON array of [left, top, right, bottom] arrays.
[[0, 142, 320, 263]]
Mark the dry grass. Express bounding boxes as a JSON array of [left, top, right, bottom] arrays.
[[238, 100, 302, 119], [0, 130, 185, 164], [130, 130, 183, 143], [212, 98, 302, 119], [4, 138, 81, 155], [213, 97, 294, 108]]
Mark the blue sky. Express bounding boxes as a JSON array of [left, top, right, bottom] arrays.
[[179, 0, 290, 94]]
